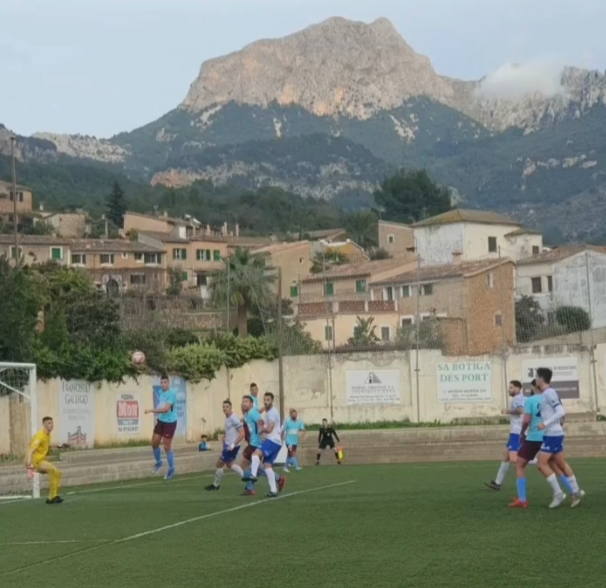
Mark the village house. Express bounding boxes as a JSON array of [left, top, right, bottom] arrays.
[[378, 219, 415, 258], [412, 209, 543, 266], [0, 235, 71, 265], [516, 245, 606, 329], [0, 180, 34, 230], [297, 258, 515, 355]]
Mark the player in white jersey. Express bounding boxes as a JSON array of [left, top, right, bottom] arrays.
[[485, 380, 525, 491], [245, 392, 283, 498], [535, 367, 585, 508], [205, 399, 246, 491]]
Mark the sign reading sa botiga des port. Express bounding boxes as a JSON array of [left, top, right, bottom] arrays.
[[437, 361, 492, 403]]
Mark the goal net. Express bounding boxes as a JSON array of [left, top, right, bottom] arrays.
[[0, 362, 39, 500]]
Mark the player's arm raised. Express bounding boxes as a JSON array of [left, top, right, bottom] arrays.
[[144, 404, 171, 415]]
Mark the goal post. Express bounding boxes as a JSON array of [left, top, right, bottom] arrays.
[[0, 362, 39, 500]]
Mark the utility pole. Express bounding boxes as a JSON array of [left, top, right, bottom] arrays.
[[11, 136, 19, 264], [277, 267, 285, 421]]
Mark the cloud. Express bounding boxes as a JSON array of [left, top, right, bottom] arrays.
[[476, 60, 565, 101]]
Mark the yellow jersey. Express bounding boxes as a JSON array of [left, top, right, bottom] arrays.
[[29, 429, 51, 464]]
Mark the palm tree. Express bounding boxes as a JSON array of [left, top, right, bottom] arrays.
[[348, 316, 379, 348], [343, 211, 378, 251], [209, 248, 276, 337]]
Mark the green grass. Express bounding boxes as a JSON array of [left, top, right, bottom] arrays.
[[1, 460, 605, 587]]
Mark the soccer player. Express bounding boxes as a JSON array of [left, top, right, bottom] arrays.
[[509, 380, 576, 508], [485, 380, 524, 491], [246, 392, 283, 498], [316, 419, 341, 465], [205, 399, 246, 491], [535, 367, 584, 508], [145, 373, 177, 480], [249, 382, 261, 410], [26, 416, 63, 505], [282, 409, 306, 473]]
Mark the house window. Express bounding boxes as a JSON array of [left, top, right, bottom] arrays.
[[420, 284, 434, 296], [488, 236, 497, 253], [50, 247, 63, 261], [384, 286, 394, 301], [388, 234, 395, 244], [100, 254, 115, 265], [130, 274, 147, 285], [495, 314, 503, 327], [196, 249, 212, 261], [547, 276, 553, 292], [401, 285, 411, 298], [531, 277, 542, 294], [134, 253, 143, 263], [9, 191, 24, 202], [213, 250, 221, 261], [197, 273, 208, 287], [356, 280, 366, 293], [122, 252, 128, 260], [324, 325, 333, 341], [71, 253, 86, 265], [532, 245, 540, 255], [173, 248, 187, 260], [487, 272, 494, 288], [421, 314, 431, 322], [144, 253, 161, 264], [10, 246, 22, 259], [401, 317, 414, 327], [381, 326, 390, 341], [299, 257, 304, 264], [324, 282, 334, 296], [290, 285, 299, 298]]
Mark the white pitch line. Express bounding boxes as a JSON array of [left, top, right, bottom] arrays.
[[0, 540, 111, 546], [0, 480, 356, 577], [67, 473, 212, 496]]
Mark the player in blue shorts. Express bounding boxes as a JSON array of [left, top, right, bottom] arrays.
[[282, 409, 306, 473], [535, 367, 585, 508], [244, 392, 284, 498], [205, 400, 245, 491], [240, 395, 284, 496], [485, 380, 524, 491], [510, 379, 575, 508]]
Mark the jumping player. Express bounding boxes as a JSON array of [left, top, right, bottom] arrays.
[[205, 399, 245, 491], [246, 392, 283, 497], [485, 380, 524, 491], [283, 409, 306, 472], [535, 367, 584, 508], [26, 417, 63, 505], [145, 374, 177, 480], [249, 383, 261, 411], [316, 419, 341, 465], [240, 395, 285, 496]]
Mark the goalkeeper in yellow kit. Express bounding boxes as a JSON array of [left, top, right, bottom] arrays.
[[26, 416, 64, 504]]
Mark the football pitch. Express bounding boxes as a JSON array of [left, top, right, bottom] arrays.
[[1, 459, 606, 588]]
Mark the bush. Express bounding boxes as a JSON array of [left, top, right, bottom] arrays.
[[555, 306, 591, 333]]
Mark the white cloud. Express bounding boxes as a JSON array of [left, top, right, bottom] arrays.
[[476, 60, 565, 101]]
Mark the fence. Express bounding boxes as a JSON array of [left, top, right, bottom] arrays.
[[2, 342, 603, 457]]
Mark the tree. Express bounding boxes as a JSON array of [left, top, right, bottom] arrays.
[[555, 306, 591, 333], [347, 316, 379, 348], [343, 210, 378, 250], [515, 295, 545, 343], [373, 169, 452, 224], [166, 267, 184, 296], [106, 181, 128, 229], [369, 248, 391, 261], [396, 317, 443, 350], [311, 250, 348, 274], [209, 248, 276, 337]]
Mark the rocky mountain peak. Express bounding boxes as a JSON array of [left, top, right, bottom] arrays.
[[181, 17, 453, 119]]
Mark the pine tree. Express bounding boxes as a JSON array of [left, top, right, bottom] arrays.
[[106, 181, 128, 229]]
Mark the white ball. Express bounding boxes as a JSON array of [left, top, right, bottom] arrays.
[[132, 351, 146, 365]]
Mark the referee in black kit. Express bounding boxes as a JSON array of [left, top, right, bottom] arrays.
[[316, 419, 341, 465]]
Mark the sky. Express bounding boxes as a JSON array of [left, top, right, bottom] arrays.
[[0, 0, 604, 138]]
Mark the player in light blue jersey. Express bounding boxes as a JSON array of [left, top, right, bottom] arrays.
[[535, 368, 585, 508], [282, 409, 306, 473], [249, 383, 261, 411], [205, 399, 245, 491], [145, 374, 178, 480], [240, 395, 284, 496]]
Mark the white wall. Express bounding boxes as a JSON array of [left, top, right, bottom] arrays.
[[415, 224, 465, 266]]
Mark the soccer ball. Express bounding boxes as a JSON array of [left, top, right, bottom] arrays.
[[132, 351, 146, 365]]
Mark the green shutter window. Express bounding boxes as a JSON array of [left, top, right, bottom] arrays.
[[290, 285, 298, 298], [51, 247, 62, 260], [213, 250, 221, 261], [324, 325, 333, 341], [181, 271, 188, 282], [325, 282, 334, 296], [182, 248, 187, 260], [356, 280, 366, 293]]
